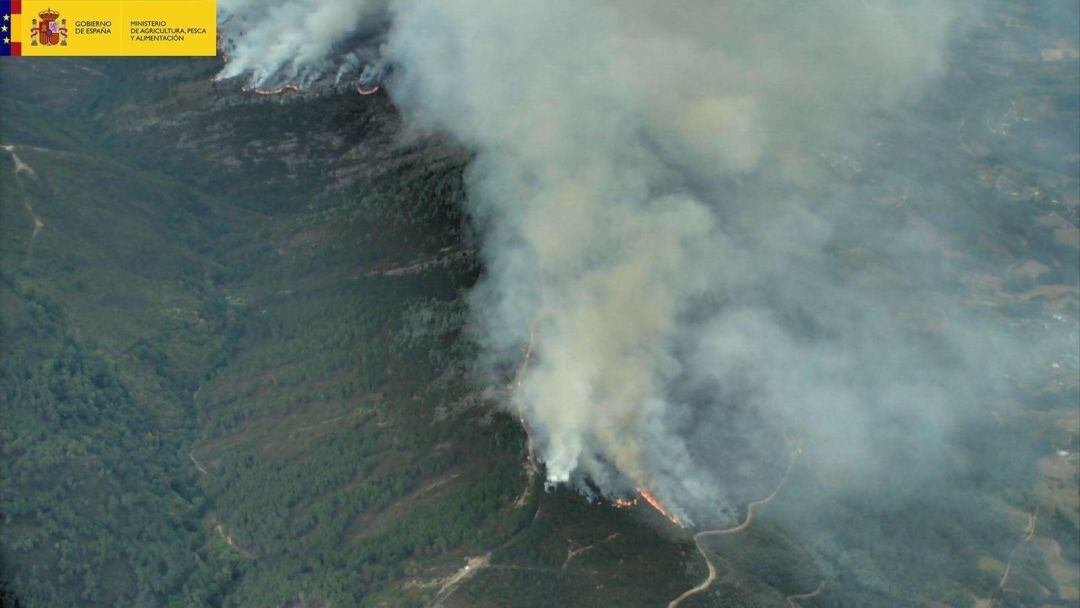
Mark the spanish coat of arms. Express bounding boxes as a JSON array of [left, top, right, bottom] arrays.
[[31, 8, 67, 46]]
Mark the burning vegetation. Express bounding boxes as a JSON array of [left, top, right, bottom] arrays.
[[636, 487, 688, 528], [241, 84, 302, 96]]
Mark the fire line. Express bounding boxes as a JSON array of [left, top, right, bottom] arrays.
[[637, 486, 687, 528], [242, 84, 302, 96]]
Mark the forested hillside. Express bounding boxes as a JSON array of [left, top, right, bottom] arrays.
[[1, 3, 1077, 602], [0, 59, 697, 606]]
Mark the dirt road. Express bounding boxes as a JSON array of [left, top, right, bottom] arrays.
[[668, 448, 801, 608]]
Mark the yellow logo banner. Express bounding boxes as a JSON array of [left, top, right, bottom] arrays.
[[3, 1, 216, 56]]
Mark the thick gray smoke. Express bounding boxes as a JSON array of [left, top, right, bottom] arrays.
[[217, 0, 389, 85], [383, 1, 967, 524], [219, 1, 1075, 528]]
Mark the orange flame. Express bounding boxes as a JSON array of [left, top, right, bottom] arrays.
[[357, 85, 381, 96], [242, 84, 302, 96], [613, 497, 638, 508], [637, 486, 687, 528]]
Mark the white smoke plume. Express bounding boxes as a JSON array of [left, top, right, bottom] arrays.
[[381, 0, 961, 522], [217, 0, 388, 85], [218, 0, 1075, 529]]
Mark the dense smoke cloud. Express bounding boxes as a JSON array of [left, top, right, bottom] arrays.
[[382, 0, 966, 522], [217, 0, 389, 85], [218, 0, 1075, 529]]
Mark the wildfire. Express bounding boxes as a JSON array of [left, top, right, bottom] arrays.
[[357, 85, 381, 96], [511, 319, 541, 471], [508, 317, 684, 529], [242, 84, 302, 96], [637, 486, 687, 528]]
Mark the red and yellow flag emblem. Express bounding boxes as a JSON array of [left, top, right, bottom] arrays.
[[2, 0, 215, 56]]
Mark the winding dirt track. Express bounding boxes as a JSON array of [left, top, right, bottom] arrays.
[[2, 144, 36, 176], [561, 532, 620, 571], [786, 580, 826, 607], [984, 506, 1039, 608], [189, 450, 209, 476], [430, 320, 545, 607], [430, 554, 491, 608], [667, 448, 801, 608], [3, 145, 45, 265]]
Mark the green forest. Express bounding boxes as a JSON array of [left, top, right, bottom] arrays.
[[2, 5, 1078, 604]]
